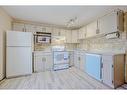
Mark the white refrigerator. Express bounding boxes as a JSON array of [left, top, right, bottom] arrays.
[[6, 31, 32, 78]]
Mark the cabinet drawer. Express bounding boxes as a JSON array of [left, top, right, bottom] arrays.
[[35, 56, 46, 63], [102, 55, 113, 63], [34, 52, 52, 56]]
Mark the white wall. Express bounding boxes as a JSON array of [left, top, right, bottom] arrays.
[[0, 7, 12, 80]]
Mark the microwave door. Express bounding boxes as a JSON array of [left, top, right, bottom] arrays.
[[36, 36, 50, 43]]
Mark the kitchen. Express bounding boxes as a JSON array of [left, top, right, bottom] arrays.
[[0, 6, 127, 89]]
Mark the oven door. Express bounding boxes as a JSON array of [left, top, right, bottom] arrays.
[[53, 51, 69, 65]]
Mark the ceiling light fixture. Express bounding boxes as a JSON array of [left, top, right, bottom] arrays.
[[66, 17, 77, 28]]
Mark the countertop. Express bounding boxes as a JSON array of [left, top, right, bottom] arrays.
[[85, 50, 125, 55], [33, 49, 126, 55]]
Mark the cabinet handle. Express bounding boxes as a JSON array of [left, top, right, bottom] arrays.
[[22, 28, 24, 32], [42, 57, 46, 62], [58, 32, 61, 36], [112, 80, 114, 84], [101, 63, 103, 68], [112, 65, 114, 68], [78, 57, 80, 61], [96, 29, 100, 34]]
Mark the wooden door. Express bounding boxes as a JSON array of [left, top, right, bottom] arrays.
[[125, 53, 127, 83], [114, 54, 125, 88]]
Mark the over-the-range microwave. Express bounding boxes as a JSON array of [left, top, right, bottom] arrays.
[[36, 35, 51, 44]]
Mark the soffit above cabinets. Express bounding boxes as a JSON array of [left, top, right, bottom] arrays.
[[2, 6, 127, 29]]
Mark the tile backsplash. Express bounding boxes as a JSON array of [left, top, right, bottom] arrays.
[[35, 43, 77, 51], [78, 32, 127, 52]]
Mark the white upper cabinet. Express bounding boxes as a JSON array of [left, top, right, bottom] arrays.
[[78, 26, 86, 39], [45, 27, 52, 33], [52, 28, 66, 37], [13, 23, 26, 32], [65, 30, 72, 43], [52, 28, 61, 36], [59, 29, 66, 37], [71, 30, 79, 43], [98, 11, 124, 34], [25, 24, 36, 33], [35, 25, 47, 32], [86, 20, 98, 38], [13, 22, 52, 33]]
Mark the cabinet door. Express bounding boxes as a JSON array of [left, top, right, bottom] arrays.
[[102, 55, 114, 88], [65, 30, 72, 43], [25, 24, 36, 33], [71, 30, 78, 43], [86, 21, 98, 38], [34, 55, 46, 72], [69, 51, 74, 66], [45, 54, 53, 70], [60, 29, 66, 37], [78, 26, 86, 39], [114, 55, 125, 88], [99, 12, 117, 34], [13, 23, 25, 32], [35, 25, 42, 32], [45, 27, 52, 33], [74, 51, 80, 68], [79, 53, 85, 72], [52, 28, 60, 36], [35, 26, 47, 32], [85, 53, 102, 81]]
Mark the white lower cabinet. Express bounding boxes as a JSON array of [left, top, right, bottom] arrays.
[[74, 51, 80, 69], [69, 51, 74, 66], [102, 54, 125, 88], [34, 55, 45, 72], [34, 52, 52, 72], [79, 52, 85, 72], [102, 55, 114, 88], [74, 51, 85, 71], [45, 54, 53, 70]]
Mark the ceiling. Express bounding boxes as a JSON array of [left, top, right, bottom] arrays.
[[2, 6, 127, 29]]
